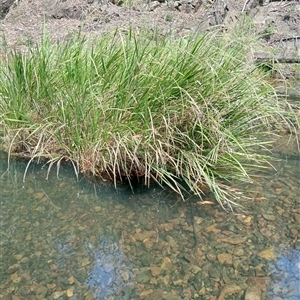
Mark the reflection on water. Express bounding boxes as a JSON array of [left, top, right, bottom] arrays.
[[85, 237, 134, 299], [0, 150, 299, 300], [267, 248, 300, 300]]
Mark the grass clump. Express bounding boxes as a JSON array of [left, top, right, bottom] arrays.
[[0, 26, 297, 207]]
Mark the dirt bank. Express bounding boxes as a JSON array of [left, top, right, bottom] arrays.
[[1, 0, 299, 55]]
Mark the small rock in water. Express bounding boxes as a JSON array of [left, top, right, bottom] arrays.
[[233, 247, 244, 256], [13, 254, 23, 261], [206, 224, 221, 233], [10, 272, 21, 283], [160, 275, 170, 286], [243, 216, 253, 225], [244, 285, 262, 300], [52, 291, 65, 299], [7, 264, 19, 274], [160, 257, 173, 271], [217, 237, 247, 245], [199, 286, 206, 295], [208, 267, 221, 279], [139, 289, 153, 298], [206, 252, 216, 261], [136, 269, 151, 284], [81, 258, 90, 267], [293, 213, 300, 223], [246, 276, 270, 293], [68, 276, 75, 284], [102, 263, 114, 273], [150, 266, 161, 277], [217, 284, 246, 300], [217, 253, 233, 265], [262, 214, 276, 221], [35, 286, 48, 299], [173, 279, 183, 286], [258, 247, 277, 261], [66, 288, 74, 297]]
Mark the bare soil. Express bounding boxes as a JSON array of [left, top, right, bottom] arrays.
[[0, 0, 299, 55]]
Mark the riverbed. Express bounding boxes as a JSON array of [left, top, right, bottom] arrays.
[[0, 146, 299, 300]]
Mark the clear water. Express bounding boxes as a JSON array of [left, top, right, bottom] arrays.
[[0, 150, 299, 300]]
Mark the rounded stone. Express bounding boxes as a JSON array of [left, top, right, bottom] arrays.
[[217, 253, 233, 265]]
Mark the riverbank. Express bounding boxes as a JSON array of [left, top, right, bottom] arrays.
[[1, 0, 300, 59], [0, 0, 300, 207], [0, 23, 299, 207]]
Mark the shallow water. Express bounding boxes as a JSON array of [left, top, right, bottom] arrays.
[[0, 150, 299, 300]]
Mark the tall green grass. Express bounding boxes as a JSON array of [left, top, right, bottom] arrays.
[[0, 27, 297, 207]]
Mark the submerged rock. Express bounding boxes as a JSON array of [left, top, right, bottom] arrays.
[[258, 247, 277, 261], [217, 253, 233, 265], [244, 285, 262, 300], [35, 285, 48, 299], [217, 284, 246, 300]]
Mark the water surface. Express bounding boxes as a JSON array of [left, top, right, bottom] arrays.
[[0, 150, 299, 300]]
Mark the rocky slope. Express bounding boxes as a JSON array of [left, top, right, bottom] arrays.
[[0, 0, 299, 55]]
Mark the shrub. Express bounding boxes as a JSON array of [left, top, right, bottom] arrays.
[[0, 27, 297, 207]]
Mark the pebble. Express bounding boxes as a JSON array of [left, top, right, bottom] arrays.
[[217, 284, 246, 300], [263, 214, 276, 221], [244, 285, 262, 300], [52, 291, 65, 299], [293, 213, 300, 223], [237, 215, 253, 226], [257, 247, 277, 261], [145, 289, 164, 299], [35, 286, 48, 299], [217, 237, 247, 245], [173, 279, 182, 286], [161, 291, 180, 300], [13, 254, 23, 261], [136, 270, 151, 284], [233, 247, 244, 256], [140, 289, 153, 298], [217, 253, 233, 265], [191, 265, 201, 274], [120, 269, 130, 281], [208, 267, 221, 279], [150, 266, 161, 277], [205, 224, 221, 233], [66, 288, 74, 297], [290, 228, 298, 236], [160, 275, 170, 286], [206, 252, 216, 261], [198, 287, 205, 295], [160, 257, 173, 271], [7, 264, 19, 274]]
